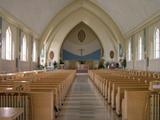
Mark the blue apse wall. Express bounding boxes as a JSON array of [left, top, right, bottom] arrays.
[[63, 49, 101, 60]]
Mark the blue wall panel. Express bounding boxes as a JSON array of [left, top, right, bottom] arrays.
[[63, 49, 101, 60]]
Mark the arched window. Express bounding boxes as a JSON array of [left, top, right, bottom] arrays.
[[138, 36, 143, 60], [5, 27, 12, 60], [21, 35, 27, 61], [154, 28, 160, 59], [128, 38, 132, 61], [32, 39, 37, 62]]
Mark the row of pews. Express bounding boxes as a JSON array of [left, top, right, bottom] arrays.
[[89, 69, 160, 120], [0, 70, 76, 120]]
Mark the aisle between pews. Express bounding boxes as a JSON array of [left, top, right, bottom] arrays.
[[57, 74, 121, 120]]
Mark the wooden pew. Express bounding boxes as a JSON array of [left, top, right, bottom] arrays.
[[107, 80, 147, 104], [111, 83, 148, 109], [88, 69, 160, 119], [115, 86, 148, 115], [0, 90, 55, 120], [122, 90, 149, 120], [0, 70, 76, 120]]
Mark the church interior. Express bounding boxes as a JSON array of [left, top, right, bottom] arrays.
[[0, 0, 160, 120]]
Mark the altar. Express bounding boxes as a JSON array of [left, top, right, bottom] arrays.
[[63, 60, 98, 71], [77, 64, 89, 73]]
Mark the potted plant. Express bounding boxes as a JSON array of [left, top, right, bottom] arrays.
[[98, 59, 105, 69], [53, 61, 58, 69], [37, 64, 44, 70], [79, 60, 85, 64], [59, 59, 64, 69]]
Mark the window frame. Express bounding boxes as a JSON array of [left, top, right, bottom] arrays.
[[32, 39, 37, 62], [138, 35, 143, 60], [21, 34, 27, 61], [153, 28, 160, 59], [5, 27, 12, 60], [128, 38, 132, 61]]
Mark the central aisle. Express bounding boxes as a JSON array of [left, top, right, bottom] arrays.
[[57, 74, 121, 120]]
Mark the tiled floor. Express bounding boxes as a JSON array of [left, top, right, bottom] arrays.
[[57, 74, 121, 120]]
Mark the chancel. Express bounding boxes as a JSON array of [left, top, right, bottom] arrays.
[[0, 0, 160, 120]]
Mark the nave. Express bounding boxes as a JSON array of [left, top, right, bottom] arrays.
[[57, 74, 121, 120]]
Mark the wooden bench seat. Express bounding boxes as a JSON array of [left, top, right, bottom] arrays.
[[115, 86, 148, 115], [122, 90, 149, 120], [0, 90, 55, 120], [88, 69, 160, 119], [111, 83, 149, 109], [0, 84, 61, 112], [0, 70, 76, 120], [107, 81, 147, 103], [30, 86, 61, 110]]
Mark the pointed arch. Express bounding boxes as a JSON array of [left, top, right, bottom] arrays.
[[39, 0, 125, 61], [5, 26, 12, 60], [154, 28, 160, 58], [21, 35, 27, 61], [60, 22, 104, 56]]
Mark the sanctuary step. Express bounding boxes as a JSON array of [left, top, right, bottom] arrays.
[[76, 69, 88, 73]]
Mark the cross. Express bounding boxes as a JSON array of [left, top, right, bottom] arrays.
[[78, 48, 85, 56]]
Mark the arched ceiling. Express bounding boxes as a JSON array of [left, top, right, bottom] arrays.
[[93, 0, 160, 34], [0, 0, 75, 35], [0, 0, 160, 36]]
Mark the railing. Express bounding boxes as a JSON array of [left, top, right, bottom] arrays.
[[0, 92, 30, 120]]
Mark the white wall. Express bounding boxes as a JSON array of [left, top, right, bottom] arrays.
[[127, 59, 160, 72], [126, 19, 160, 72], [148, 59, 160, 72], [0, 60, 16, 73], [0, 60, 38, 73], [0, 15, 38, 73], [47, 8, 118, 63], [61, 22, 102, 56]]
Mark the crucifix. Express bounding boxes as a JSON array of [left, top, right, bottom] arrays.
[[78, 48, 85, 56]]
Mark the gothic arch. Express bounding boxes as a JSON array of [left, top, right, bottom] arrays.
[[60, 22, 105, 61], [39, 0, 125, 62]]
